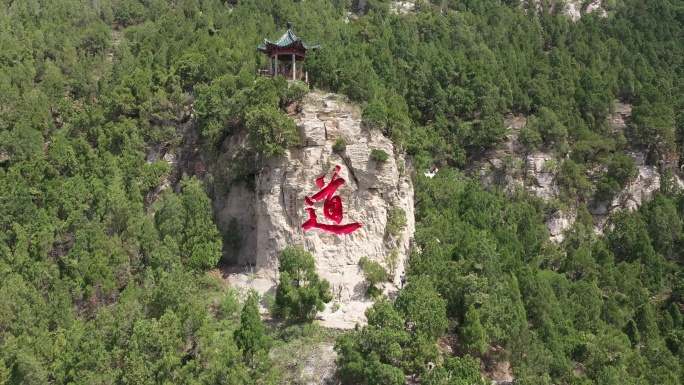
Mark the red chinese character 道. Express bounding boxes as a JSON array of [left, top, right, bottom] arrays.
[[302, 165, 362, 235]]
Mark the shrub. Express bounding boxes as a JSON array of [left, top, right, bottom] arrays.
[[366, 285, 383, 298], [370, 149, 389, 163], [262, 292, 276, 314], [606, 153, 638, 188], [396, 157, 406, 175], [281, 80, 309, 107], [225, 217, 241, 250], [332, 137, 347, 154], [219, 287, 242, 320], [518, 123, 543, 150], [555, 159, 592, 202], [385, 207, 407, 238], [385, 249, 399, 278], [273, 246, 332, 322], [225, 152, 258, 188], [362, 101, 388, 130], [595, 177, 621, 202], [359, 256, 388, 297], [245, 105, 299, 158], [394, 275, 448, 339]]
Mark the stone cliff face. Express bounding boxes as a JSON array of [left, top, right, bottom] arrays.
[[217, 92, 415, 328], [474, 104, 684, 243], [563, 0, 606, 21]]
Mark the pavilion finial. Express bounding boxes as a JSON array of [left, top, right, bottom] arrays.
[[287, 21, 292, 30]]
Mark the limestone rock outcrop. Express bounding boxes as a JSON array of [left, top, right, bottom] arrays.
[[546, 210, 573, 243], [564, 0, 606, 21], [587, 153, 677, 229], [390, 1, 416, 15], [218, 92, 415, 328], [525, 152, 559, 202], [471, 108, 684, 243]]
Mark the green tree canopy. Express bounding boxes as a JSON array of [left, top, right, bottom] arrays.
[[273, 246, 332, 322], [245, 105, 299, 158], [234, 290, 271, 366], [395, 275, 448, 339], [460, 304, 487, 355]]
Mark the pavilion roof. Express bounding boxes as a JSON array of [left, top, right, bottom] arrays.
[[257, 22, 320, 54]]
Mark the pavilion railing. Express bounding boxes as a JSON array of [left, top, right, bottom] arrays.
[[258, 68, 308, 84]]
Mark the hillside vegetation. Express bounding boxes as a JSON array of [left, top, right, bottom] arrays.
[[1, 0, 684, 384]]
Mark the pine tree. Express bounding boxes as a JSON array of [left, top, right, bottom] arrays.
[[668, 303, 683, 329], [181, 177, 223, 270], [234, 290, 271, 366], [625, 319, 640, 346], [635, 303, 660, 342], [460, 305, 487, 355], [394, 275, 448, 339]]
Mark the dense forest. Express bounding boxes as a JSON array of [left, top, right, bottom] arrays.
[[1, 0, 684, 383]]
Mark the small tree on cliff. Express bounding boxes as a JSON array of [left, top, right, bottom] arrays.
[[273, 246, 333, 322], [359, 256, 388, 297]]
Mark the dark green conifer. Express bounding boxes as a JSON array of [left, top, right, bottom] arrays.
[[273, 247, 332, 322], [234, 290, 271, 366], [625, 319, 640, 346], [668, 303, 683, 329], [460, 305, 487, 355]]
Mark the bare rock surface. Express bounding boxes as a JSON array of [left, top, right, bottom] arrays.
[[220, 92, 415, 329], [390, 1, 416, 15], [525, 152, 559, 201], [564, 0, 606, 21], [547, 210, 573, 243]]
